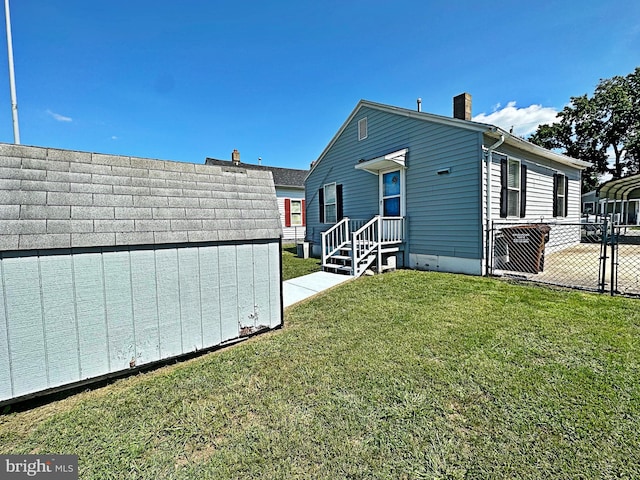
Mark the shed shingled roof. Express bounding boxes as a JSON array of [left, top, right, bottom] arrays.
[[0, 143, 282, 251], [205, 158, 308, 188]]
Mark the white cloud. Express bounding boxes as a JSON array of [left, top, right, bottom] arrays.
[[472, 101, 559, 137], [111, 136, 118, 140], [46, 109, 72, 122]]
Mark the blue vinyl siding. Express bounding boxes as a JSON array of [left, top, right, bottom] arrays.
[[306, 105, 484, 259], [0, 241, 281, 403]]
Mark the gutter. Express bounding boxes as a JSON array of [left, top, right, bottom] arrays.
[[485, 128, 590, 169], [484, 131, 504, 275]]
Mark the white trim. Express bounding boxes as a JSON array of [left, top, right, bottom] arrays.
[[355, 148, 408, 175], [289, 199, 303, 226], [358, 117, 368, 141], [323, 182, 337, 224], [506, 157, 521, 218], [378, 167, 405, 217]]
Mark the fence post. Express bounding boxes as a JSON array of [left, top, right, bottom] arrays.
[[598, 218, 606, 292], [610, 223, 617, 296]]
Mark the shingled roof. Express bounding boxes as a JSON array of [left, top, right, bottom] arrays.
[[205, 158, 308, 188], [0, 144, 282, 251]]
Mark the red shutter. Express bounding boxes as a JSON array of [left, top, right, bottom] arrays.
[[301, 199, 306, 226], [284, 198, 291, 227]]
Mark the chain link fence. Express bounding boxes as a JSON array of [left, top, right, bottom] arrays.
[[489, 220, 640, 297], [612, 225, 640, 296]]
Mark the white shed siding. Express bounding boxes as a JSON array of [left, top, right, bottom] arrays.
[[0, 241, 281, 403]]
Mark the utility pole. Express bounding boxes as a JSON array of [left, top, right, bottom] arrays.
[[4, 0, 19, 144]]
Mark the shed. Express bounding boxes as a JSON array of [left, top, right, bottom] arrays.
[[0, 143, 283, 404]]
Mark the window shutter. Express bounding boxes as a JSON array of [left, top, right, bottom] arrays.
[[519, 164, 527, 218], [284, 198, 291, 227], [318, 188, 324, 223], [336, 184, 344, 221], [553, 174, 558, 217], [301, 199, 306, 226], [564, 175, 569, 217], [500, 157, 508, 218]]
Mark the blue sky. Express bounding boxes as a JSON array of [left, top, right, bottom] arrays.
[[0, 0, 638, 169]]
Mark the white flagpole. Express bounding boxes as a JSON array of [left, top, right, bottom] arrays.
[[4, 0, 19, 144]]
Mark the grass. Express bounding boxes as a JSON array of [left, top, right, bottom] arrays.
[[1, 271, 639, 478], [281, 243, 321, 280]]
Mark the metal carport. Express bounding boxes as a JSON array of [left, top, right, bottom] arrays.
[[596, 174, 640, 225]]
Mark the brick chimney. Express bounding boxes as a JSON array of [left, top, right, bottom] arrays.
[[231, 149, 240, 165], [453, 93, 472, 121]]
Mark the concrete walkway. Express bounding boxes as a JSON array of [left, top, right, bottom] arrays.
[[283, 271, 353, 308]]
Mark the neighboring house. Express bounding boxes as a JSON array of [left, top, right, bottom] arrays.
[[305, 94, 590, 276], [0, 143, 283, 404], [206, 150, 308, 242], [582, 174, 640, 224], [582, 190, 598, 215]]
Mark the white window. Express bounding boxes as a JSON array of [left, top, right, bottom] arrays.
[[358, 117, 367, 141], [324, 183, 337, 223], [290, 200, 302, 226], [507, 158, 520, 217]]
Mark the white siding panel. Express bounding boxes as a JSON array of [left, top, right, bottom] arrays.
[[252, 243, 272, 328], [130, 250, 160, 365], [0, 261, 12, 399], [3, 256, 47, 397], [155, 248, 183, 358], [178, 248, 203, 351], [218, 245, 239, 342], [40, 254, 80, 387], [198, 246, 222, 347], [236, 244, 255, 328], [103, 251, 135, 371], [73, 252, 109, 379], [0, 240, 282, 403]]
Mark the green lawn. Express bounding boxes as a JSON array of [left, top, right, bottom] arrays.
[[281, 243, 321, 280], [1, 271, 639, 478]]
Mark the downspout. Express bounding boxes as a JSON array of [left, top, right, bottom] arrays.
[[484, 132, 505, 275]]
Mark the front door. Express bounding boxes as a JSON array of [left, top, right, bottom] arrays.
[[380, 169, 403, 217]]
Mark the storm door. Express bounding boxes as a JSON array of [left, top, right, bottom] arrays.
[[380, 169, 403, 217]]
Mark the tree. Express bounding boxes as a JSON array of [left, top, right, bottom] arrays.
[[529, 67, 640, 192]]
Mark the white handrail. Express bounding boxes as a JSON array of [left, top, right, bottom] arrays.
[[323, 216, 405, 276], [321, 217, 350, 265], [352, 216, 380, 276]]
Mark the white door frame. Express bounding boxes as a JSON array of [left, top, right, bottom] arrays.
[[378, 167, 406, 217]]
